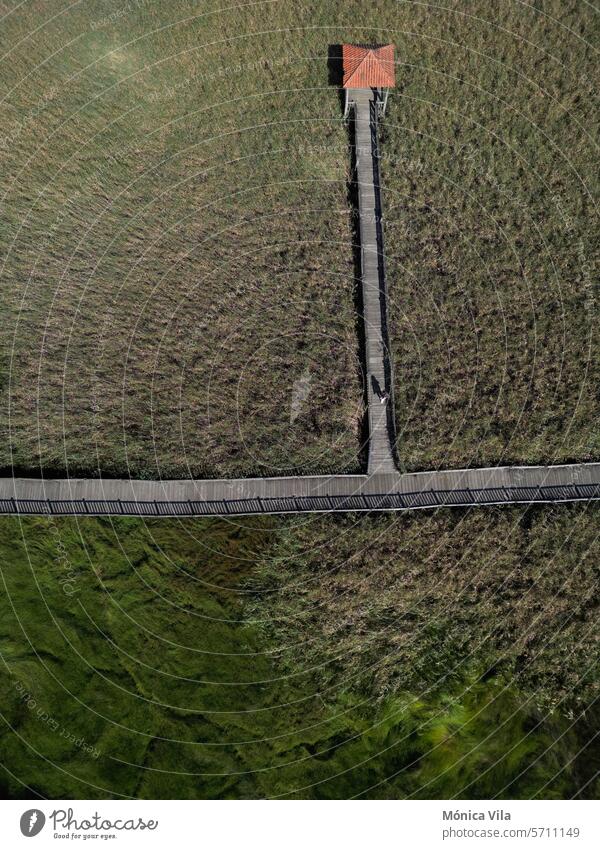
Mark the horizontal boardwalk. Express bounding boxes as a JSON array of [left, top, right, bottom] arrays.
[[1, 463, 599, 516]]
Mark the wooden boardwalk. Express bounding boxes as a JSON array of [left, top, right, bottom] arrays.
[[352, 88, 396, 474], [1, 463, 600, 516]]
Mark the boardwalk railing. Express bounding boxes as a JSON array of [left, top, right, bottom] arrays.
[[3, 483, 599, 517]]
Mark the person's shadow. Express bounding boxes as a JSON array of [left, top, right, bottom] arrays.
[[371, 374, 383, 399]]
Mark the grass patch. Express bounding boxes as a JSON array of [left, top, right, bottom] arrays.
[[251, 504, 600, 713], [381, 2, 599, 468], [1, 509, 599, 798], [3, 3, 596, 477], [0, 1, 365, 478]]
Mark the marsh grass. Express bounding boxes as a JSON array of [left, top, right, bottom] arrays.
[[1, 511, 598, 799], [0, 2, 364, 478], [380, 3, 599, 469], [3, 3, 596, 478]]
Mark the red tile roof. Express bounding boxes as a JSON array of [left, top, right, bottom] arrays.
[[342, 44, 395, 89]]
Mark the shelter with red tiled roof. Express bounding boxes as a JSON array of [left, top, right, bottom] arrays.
[[341, 44, 395, 117], [342, 44, 395, 89]]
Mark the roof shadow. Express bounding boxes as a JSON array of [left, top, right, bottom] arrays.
[[327, 44, 343, 86]]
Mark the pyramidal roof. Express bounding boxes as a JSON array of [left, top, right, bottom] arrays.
[[342, 44, 395, 89]]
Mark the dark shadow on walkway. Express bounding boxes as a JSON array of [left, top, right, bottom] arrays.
[[369, 99, 400, 468]]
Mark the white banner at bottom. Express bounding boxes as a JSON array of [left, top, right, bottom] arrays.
[[0, 799, 598, 848]]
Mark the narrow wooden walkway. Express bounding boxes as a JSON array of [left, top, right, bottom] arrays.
[[352, 88, 396, 474], [1, 463, 599, 516]]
